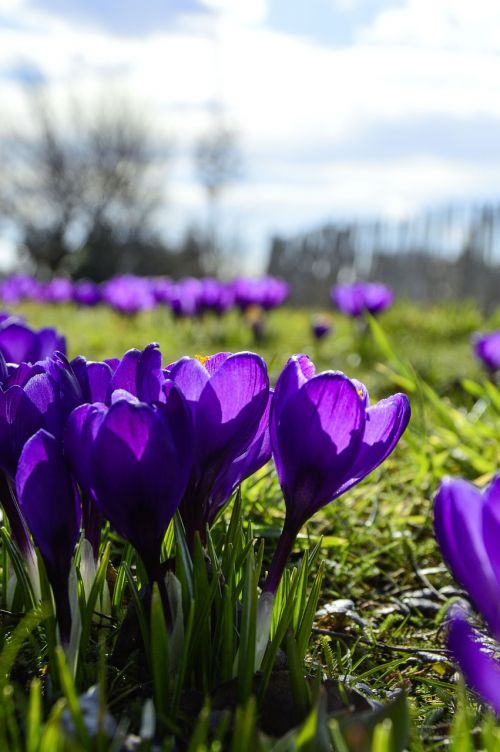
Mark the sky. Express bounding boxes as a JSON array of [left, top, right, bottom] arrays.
[[1, 0, 500, 271]]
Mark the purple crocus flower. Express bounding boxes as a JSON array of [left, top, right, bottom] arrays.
[[0, 353, 108, 557], [64, 388, 193, 594], [168, 352, 270, 545], [41, 278, 74, 304], [16, 429, 81, 644], [331, 284, 366, 318], [102, 275, 155, 315], [0, 315, 66, 364], [311, 315, 332, 341], [73, 281, 102, 307], [434, 475, 500, 713], [473, 331, 500, 374], [263, 355, 410, 593], [362, 283, 394, 315], [331, 282, 393, 318]]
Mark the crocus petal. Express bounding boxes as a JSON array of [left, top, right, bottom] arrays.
[[90, 396, 192, 572], [0, 386, 43, 477], [110, 348, 140, 394], [208, 389, 273, 524], [273, 372, 365, 525], [448, 613, 500, 715], [16, 429, 81, 580], [36, 328, 67, 358], [64, 403, 106, 496], [23, 372, 63, 438], [111, 344, 164, 402], [168, 357, 210, 402], [196, 352, 269, 466], [0, 323, 37, 363], [272, 355, 316, 422], [86, 362, 114, 403], [71, 357, 113, 404], [204, 352, 231, 374], [482, 475, 500, 602], [334, 393, 410, 497], [434, 477, 500, 638]]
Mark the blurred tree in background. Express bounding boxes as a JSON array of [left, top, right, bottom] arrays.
[[0, 90, 179, 279], [194, 121, 242, 274]]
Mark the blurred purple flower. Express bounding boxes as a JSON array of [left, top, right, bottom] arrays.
[[16, 429, 81, 643], [168, 352, 270, 545], [473, 331, 500, 374], [232, 277, 289, 312], [362, 283, 394, 315], [263, 355, 410, 593], [331, 282, 393, 317], [41, 278, 74, 304], [0, 275, 42, 304], [102, 275, 155, 315], [311, 315, 332, 340], [73, 281, 102, 307]]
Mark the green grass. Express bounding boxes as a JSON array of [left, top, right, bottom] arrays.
[[2, 298, 500, 750]]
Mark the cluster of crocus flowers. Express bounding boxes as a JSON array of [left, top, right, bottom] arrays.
[[0, 327, 411, 665], [434, 475, 500, 714], [473, 331, 500, 376], [331, 282, 394, 318], [0, 274, 289, 318]]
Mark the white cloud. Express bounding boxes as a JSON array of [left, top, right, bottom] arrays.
[[1, 0, 500, 269], [362, 0, 500, 51]]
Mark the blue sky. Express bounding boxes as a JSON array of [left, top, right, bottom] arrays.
[[1, 0, 500, 271]]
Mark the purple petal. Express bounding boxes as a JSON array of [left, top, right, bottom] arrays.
[[334, 393, 410, 497], [168, 357, 210, 402], [273, 355, 316, 419], [36, 328, 67, 358], [23, 372, 63, 438], [90, 397, 192, 570], [0, 323, 38, 363], [204, 352, 231, 375], [0, 386, 43, 477], [196, 352, 269, 464], [208, 389, 273, 523], [448, 613, 500, 715], [16, 429, 81, 580], [272, 372, 365, 525], [482, 475, 500, 601], [111, 344, 164, 402], [64, 403, 106, 496]]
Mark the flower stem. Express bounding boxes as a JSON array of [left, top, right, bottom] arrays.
[[262, 519, 300, 595]]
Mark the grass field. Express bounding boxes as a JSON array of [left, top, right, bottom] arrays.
[[3, 299, 500, 750]]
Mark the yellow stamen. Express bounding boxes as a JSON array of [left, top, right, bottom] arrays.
[[195, 354, 210, 366]]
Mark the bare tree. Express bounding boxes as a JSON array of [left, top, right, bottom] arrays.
[[194, 121, 242, 274], [0, 89, 169, 276]]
